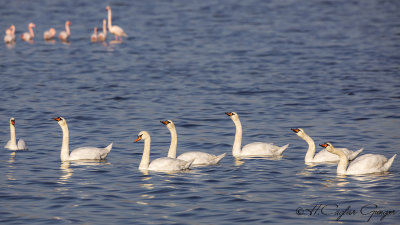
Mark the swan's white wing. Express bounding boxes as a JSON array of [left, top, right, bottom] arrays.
[[4, 140, 12, 149], [241, 142, 288, 156], [337, 147, 364, 160], [313, 149, 339, 162], [346, 154, 388, 175], [17, 139, 28, 150], [178, 151, 226, 165], [148, 157, 192, 171], [69, 147, 106, 160]]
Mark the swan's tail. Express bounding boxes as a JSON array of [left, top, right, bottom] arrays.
[[214, 153, 226, 164], [349, 148, 364, 160], [185, 158, 195, 169], [276, 144, 289, 155], [384, 154, 397, 171], [100, 143, 113, 159], [104, 142, 113, 153]]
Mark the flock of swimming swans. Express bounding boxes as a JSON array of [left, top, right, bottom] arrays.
[[3, 5, 127, 45], [4, 112, 397, 176]]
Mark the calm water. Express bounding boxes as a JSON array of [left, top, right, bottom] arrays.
[[1, 0, 400, 224]]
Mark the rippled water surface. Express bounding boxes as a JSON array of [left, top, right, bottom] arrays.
[[1, 0, 400, 224]]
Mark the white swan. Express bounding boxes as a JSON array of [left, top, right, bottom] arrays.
[[134, 131, 193, 171], [4, 118, 28, 150], [225, 112, 289, 157], [53, 117, 112, 161], [292, 128, 363, 163], [320, 142, 397, 175], [161, 120, 226, 166]]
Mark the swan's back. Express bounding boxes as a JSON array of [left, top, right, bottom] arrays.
[[313, 148, 363, 162], [241, 142, 288, 156], [313, 148, 364, 162], [17, 139, 28, 150], [178, 152, 226, 165], [346, 154, 392, 175], [148, 157, 192, 171], [69, 143, 112, 160]]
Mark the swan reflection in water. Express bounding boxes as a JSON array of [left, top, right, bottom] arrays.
[[58, 161, 73, 184], [234, 155, 283, 167], [57, 160, 111, 185], [6, 152, 17, 181]]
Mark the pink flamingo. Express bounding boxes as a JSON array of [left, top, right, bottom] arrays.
[[43, 28, 56, 40], [4, 25, 16, 43], [105, 6, 127, 41], [91, 27, 98, 42], [97, 19, 107, 42], [21, 23, 35, 41], [58, 20, 71, 42]]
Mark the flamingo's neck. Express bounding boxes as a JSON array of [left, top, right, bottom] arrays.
[[167, 125, 177, 158], [103, 20, 107, 34], [60, 123, 70, 161], [29, 25, 34, 38], [66, 23, 70, 36], [107, 9, 112, 30], [302, 133, 316, 162], [10, 124, 16, 145], [232, 117, 242, 157], [139, 137, 151, 170]]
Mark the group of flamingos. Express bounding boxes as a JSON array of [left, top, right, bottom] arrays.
[[3, 6, 127, 44]]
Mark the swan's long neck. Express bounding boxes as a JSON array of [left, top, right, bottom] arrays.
[[232, 117, 243, 157], [334, 148, 349, 174], [66, 23, 70, 36], [139, 137, 151, 170], [107, 9, 112, 30], [302, 133, 316, 162], [167, 125, 177, 158], [60, 123, 70, 161], [10, 124, 16, 145]]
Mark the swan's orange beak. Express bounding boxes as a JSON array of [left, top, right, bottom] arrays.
[[225, 112, 233, 116], [320, 143, 328, 148], [11, 120, 15, 125], [53, 117, 62, 121], [160, 120, 170, 125], [291, 128, 300, 133], [134, 136, 142, 143]]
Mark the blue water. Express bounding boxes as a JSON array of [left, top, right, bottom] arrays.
[[1, 0, 400, 224]]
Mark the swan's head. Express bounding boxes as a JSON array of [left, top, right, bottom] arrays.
[[291, 128, 306, 137], [225, 112, 239, 121], [135, 131, 150, 143], [319, 142, 336, 153], [53, 117, 67, 127], [105, 6, 110, 11], [10, 118, 15, 126], [160, 120, 175, 129]]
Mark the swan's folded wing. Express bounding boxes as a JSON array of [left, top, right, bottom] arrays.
[[17, 139, 28, 150], [69, 147, 104, 160]]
